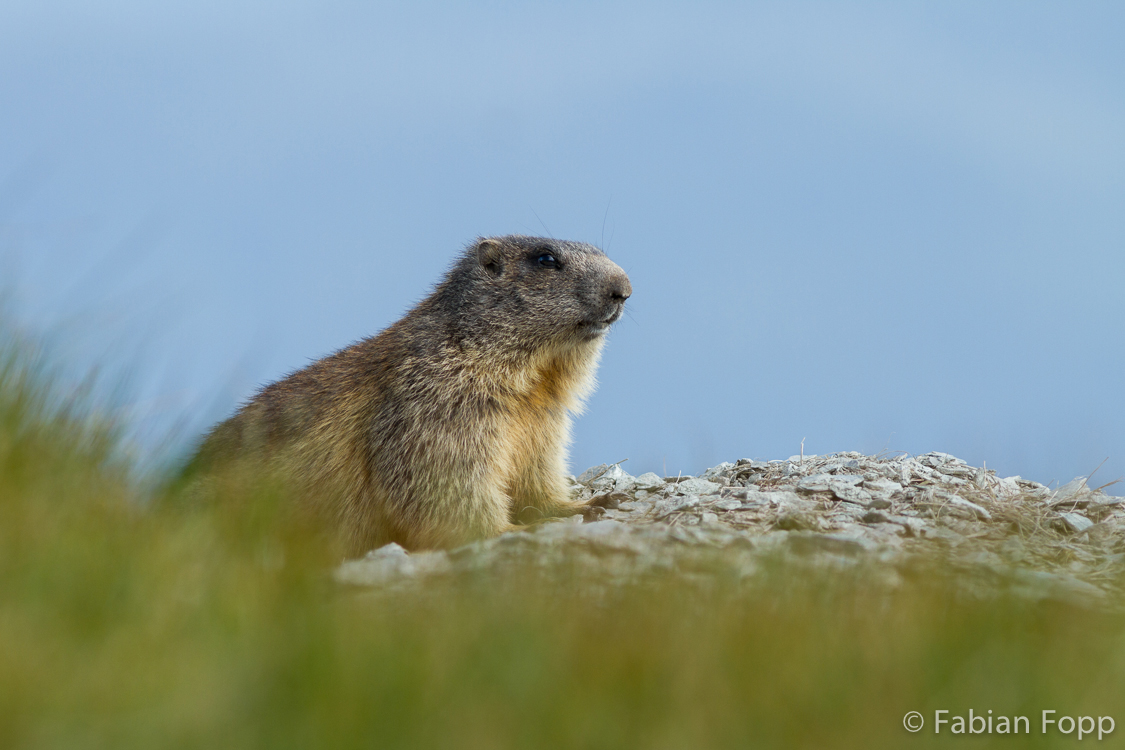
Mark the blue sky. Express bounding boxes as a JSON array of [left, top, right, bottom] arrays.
[[2, 1, 1123, 488]]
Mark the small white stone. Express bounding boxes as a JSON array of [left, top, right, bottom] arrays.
[[674, 477, 722, 496], [633, 472, 664, 490], [1057, 512, 1094, 534], [943, 494, 992, 521], [577, 464, 608, 484], [1054, 478, 1089, 501]]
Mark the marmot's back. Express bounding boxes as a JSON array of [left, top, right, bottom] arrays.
[[194, 235, 631, 553]]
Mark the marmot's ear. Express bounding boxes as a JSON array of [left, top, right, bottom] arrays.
[[476, 239, 504, 277]]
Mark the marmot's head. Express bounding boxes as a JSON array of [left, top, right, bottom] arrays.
[[442, 235, 631, 353]]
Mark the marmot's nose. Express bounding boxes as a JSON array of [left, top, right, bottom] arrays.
[[608, 274, 632, 303]]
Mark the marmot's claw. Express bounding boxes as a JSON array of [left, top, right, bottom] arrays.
[[587, 491, 625, 510], [578, 504, 606, 522]]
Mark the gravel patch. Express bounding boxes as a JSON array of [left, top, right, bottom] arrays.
[[336, 452, 1125, 608]]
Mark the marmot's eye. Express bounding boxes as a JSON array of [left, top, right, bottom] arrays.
[[537, 254, 558, 269]]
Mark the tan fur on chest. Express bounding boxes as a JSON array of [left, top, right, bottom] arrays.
[[494, 344, 599, 505]]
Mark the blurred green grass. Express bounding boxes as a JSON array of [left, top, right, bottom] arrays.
[[2, 328, 1124, 749]]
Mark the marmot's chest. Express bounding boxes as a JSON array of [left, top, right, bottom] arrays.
[[490, 356, 585, 474]]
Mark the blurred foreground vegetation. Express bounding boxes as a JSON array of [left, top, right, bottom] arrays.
[[2, 329, 1124, 749]]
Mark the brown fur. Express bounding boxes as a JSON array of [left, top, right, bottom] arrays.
[[191, 235, 631, 553]]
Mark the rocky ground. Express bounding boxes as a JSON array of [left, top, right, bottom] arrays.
[[336, 452, 1125, 608]]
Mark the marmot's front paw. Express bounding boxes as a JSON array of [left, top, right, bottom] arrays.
[[587, 491, 629, 510], [578, 504, 607, 522]]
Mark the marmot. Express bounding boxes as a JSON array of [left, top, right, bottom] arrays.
[[191, 235, 631, 553]]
